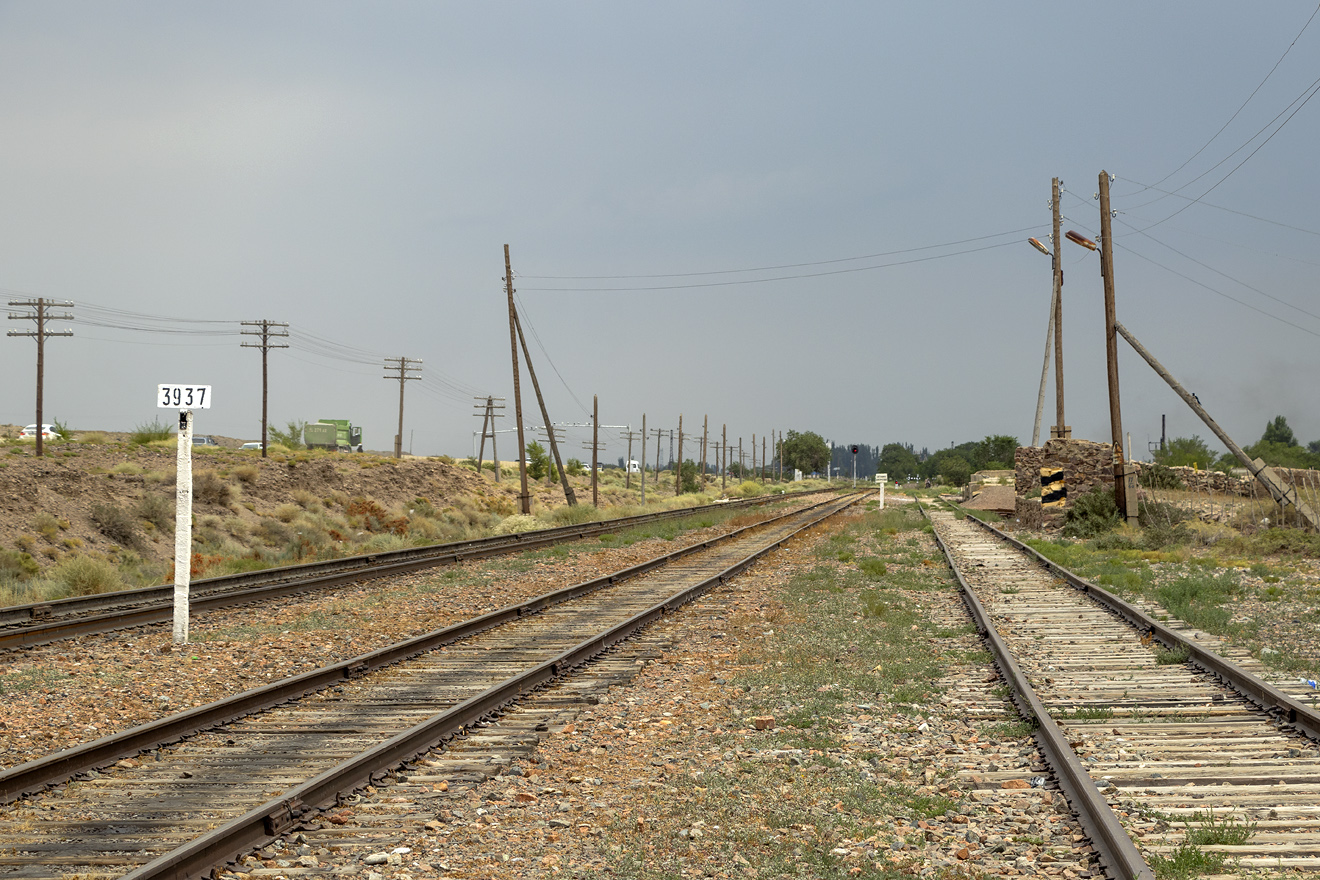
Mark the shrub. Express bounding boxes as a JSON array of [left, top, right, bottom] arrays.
[[1140, 463, 1185, 490], [111, 462, 145, 475], [0, 549, 40, 581], [1062, 486, 1121, 538], [33, 512, 60, 542], [135, 494, 175, 531], [78, 431, 108, 444], [268, 419, 306, 449], [194, 470, 237, 505], [53, 555, 124, 596], [494, 514, 541, 535], [91, 503, 140, 547], [233, 465, 259, 484], [130, 419, 176, 445], [566, 458, 584, 476]]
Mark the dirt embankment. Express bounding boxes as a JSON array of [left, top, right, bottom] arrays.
[[0, 435, 514, 576]]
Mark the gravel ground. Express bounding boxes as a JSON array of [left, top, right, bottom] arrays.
[[0, 509, 786, 770], [217, 501, 1098, 879]]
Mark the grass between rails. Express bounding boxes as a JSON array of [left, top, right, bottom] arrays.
[[1024, 535, 1320, 680], [577, 505, 1011, 879]]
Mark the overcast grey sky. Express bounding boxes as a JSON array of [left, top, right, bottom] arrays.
[[3, 3, 1318, 463]]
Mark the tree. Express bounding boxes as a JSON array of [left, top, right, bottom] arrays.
[[566, 457, 585, 476], [939, 455, 971, 487], [268, 419, 306, 449], [1261, 415, 1298, 447], [978, 435, 1018, 470], [877, 443, 918, 481], [679, 459, 700, 493], [526, 441, 549, 481], [1152, 435, 1213, 469], [780, 430, 829, 475]]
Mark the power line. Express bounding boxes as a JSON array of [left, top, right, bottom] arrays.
[[1150, 3, 1320, 188], [514, 293, 590, 416], [518, 225, 1041, 280], [519, 237, 1033, 292]]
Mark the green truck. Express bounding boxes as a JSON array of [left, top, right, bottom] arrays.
[[303, 419, 364, 452]]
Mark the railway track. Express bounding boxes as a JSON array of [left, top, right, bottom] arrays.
[[0, 490, 829, 651], [925, 502, 1320, 878], [0, 492, 865, 880]]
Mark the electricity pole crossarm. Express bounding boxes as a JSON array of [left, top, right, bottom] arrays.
[[241, 320, 289, 459], [383, 357, 422, 459], [8, 298, 75, 458]]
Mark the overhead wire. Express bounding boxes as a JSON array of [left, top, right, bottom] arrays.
[[1149, 3, 1320, 189], [513, 292, 591, 417], [518, 225, 1043, 280], [1061, 211, 1320, 340], [519, 236, 1037, 292]]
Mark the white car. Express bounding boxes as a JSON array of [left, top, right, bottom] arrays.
[[240, 441, 263, 450], [19, 424, 58, 440]]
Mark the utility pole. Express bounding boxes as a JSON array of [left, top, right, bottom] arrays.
[[640, 413, 647, 503], [652, 427, 663, 485], [621, 426, 640, 489], [240, 319, 288, 459], [7, 297, 73, 458], [722, 424, 728, 492], [514, 310, 576, 505], [701, 415, 708, 487], [739, 437, 744, 481], [1098, 171, 1135, 525], [473, 396, 505, 480], [382, 357, 422, 459], [1052, 176, 1067, 440], [762, 435, 767, 483], [505, 244, 531, 514], [675, 414, 684, 496], [751, 433, 756, 485], [580, 396, 604, 507]]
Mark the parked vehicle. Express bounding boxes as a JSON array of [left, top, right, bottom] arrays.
[[627, 460, 641, 473], [193, 435, 219, 446], [19, 424, 58, 440], [240, 441, 263, 450], [303, 419, 363, 452]]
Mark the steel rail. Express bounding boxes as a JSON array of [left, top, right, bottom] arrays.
[[0, 492, 861, 806], [962, 511, 1320, 743], [113, 493, 865, 880], [0, 489, 834, 650], [918, 500, 1155, 880]]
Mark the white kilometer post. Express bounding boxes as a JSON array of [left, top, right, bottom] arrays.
[[876, 473, 887, 508], [158, 384, 211, 644]]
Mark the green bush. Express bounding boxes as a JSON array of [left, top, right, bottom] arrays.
[[0, 549, 40, 581], [268, 419, 306, 449], [1140, 463, 1185, 490], [566, 458, 584, 476], [130, 418, 175, 445], [53, 555, 124, 596], [526, 441, 549, 481], [1062, 486, 1121, 539], [91, 503, 140, 547], [194, 470, 237, 505], [136, 494, 175, 531]]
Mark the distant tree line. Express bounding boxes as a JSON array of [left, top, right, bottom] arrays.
[[1155, 415, 1320, 472]]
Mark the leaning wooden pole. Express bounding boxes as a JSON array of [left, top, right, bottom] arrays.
[[514, 310, 577, 505], [1116, 321, 1320, 531]]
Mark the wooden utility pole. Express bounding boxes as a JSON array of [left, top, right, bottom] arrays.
[[382, 356, 422, 459], [1051, 177, 1067, 440], [722, 424, 728, 491], [762, 435, 767, 483], [621, 427, 640, 489], [473, 396, 505, 480], [701, 415, 708, 487], [640, 413, 647, 503], [591, 396, 600, 507], [7, 297, 73, 458], [514, 311, 576, 505], [1098, 171, 1136, 524], [240, 319, 289, 459], [505, 245, 531, 514], [675, 414, 684, 496]]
